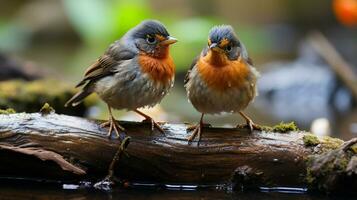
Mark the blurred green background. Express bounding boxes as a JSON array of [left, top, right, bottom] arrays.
[[0, 0, 339, 73], [0, 0, 356, 140]]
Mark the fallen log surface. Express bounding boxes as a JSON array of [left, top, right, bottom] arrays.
[[0, 112, 356, 194]]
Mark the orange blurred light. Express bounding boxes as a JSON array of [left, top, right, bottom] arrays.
[[333, 0, 357, 26]]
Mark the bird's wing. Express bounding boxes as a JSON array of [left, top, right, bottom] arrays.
[[65, 43, 136, 107], [184, 46, 208, 85], [184, 55, 199, 85], [75, 43, 136, 88], [246, 57, 253, 66], [239, 41, 254, 66]]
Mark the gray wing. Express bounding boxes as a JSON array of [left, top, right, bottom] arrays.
[[76, 42, 136, 87], [184, 56, 199, 85], [240, 42, 253, 65], [184, 47, 208, 85], [65, 42, 136, 107]]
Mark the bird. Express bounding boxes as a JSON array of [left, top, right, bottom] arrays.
[[184, 25, 260, 142], [65, 20, 177, 138]]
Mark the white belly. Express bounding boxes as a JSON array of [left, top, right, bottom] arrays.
[[94, 59, 174, 110]]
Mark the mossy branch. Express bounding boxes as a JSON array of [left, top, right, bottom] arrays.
[[0, 79, 97, 116]]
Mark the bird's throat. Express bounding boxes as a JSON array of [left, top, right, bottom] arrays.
[[153, 46, 170, 59], [204, 50, 229, 67], [197, 54, 250, 91], [138, 52, 175, 85]]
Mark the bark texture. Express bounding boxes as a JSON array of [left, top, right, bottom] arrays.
[[0, 113, 355, 194]]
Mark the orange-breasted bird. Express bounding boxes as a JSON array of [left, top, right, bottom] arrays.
[[65, 20, 177, 138], [184, 25, 260, 142]]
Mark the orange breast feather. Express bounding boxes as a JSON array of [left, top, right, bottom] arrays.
[[138, 53, 175, 84], [197, 51, 249, 92]]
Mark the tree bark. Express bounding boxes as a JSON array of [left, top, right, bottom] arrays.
[[0, 113, 356, 194]]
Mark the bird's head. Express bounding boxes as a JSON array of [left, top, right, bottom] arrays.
[[204, 25, 247, 66], [130, 20, 177, 59]]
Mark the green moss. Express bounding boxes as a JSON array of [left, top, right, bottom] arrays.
[[40, 103, 55, 115], [305, 167, 315, 185], [302, 133, 343, 151], [262, 121, 299, 133], [320, 136, 343, 150], [0, 79, 98, 115], [305, 148, 352, 192], [303, 133, 320, 146], [337, 157, 349, 170], [304, 135, 348, 191], [0, 108, 16, 114], [350, 144, 357, 154]]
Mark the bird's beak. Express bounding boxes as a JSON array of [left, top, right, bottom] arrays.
[[209, 43, 221, 52], [160, 36, 178, 45]]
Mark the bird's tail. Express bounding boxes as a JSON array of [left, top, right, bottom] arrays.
[[65, 88, 93, 107]]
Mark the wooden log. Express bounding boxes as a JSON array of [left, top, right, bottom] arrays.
[[0, 112, 356, 194]]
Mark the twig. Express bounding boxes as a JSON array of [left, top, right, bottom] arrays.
[[308, 31, 357, 101]]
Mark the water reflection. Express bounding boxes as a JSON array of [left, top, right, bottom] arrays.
[[0, 184, 345, 200]]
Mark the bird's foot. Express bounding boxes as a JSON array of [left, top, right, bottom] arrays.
[[237, 111, 261, 133], [134, 109, 165, 134], [100, 118, 126, 139], [236, 119, 261, 133], [187, 123, 203, 144], [142, 117, 165, 134], [187, 123, 211, 131]]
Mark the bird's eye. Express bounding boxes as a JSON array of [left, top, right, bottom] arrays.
[[226, 45, 232, 52], [146, 36, 156, 44]]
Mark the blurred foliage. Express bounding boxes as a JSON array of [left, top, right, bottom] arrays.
[[62, 0, 225, 71], [63, 0, 151, 47], [0, 0, 271, 73], [0, 79, 97, 116], [0, 21, 31, 52], [169, 18, 221, 70]]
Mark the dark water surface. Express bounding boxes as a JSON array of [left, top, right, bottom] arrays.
[[0, 182, 354, 200]]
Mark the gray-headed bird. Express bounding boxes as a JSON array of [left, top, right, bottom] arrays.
[[66, 20, 177, 138], [185, 25, 259, 142]]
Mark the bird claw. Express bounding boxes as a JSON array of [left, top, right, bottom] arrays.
[[101, 118, 125, 139], [142, 118, 165, 134], [187, 124, 202, 144], [100, 121, 110, 128], [186, 124, 197, 131], [187, 123, 210, 131], [236, 120, 261, 133]]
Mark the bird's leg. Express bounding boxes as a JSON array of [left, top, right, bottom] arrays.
[[187, 113, 211, 131], [187, 113, 204, 143], [100, 105, 125, 138], [237, 111, 261, 132], [134, 109, 165, 134]]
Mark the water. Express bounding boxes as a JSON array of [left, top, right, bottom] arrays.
[[0, 181, 350, 200]]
